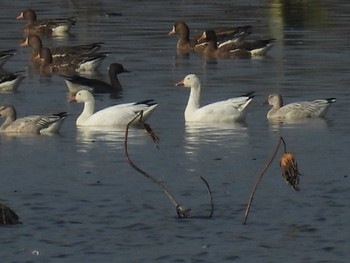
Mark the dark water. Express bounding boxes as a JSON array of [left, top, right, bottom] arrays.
[[0, 1, 349, 262]]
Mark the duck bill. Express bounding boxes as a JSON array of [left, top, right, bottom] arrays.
[[175, 79, 184, 86], [16, 13, 24, 20], [168, 26, 176, 36]]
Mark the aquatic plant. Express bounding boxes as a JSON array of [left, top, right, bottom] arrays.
[[124, 111, 213, 218], [243, 136, 301, 224]]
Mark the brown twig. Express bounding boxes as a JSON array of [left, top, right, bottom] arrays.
[[124, 111, 215, 218], [243, 136, 283, 225], [124, 111, 190, 218], [199, 176, 214, 218]]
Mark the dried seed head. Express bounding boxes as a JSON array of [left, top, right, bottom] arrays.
[[279, 152, 301, 191]]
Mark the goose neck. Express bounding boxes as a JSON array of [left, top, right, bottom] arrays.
[[187, 82, 201, 110], [83, 100, 95, 116]]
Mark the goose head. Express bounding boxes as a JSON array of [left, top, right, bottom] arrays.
[[39, 47, 53, 64], [176, 74, 200, 89], [0, 104, 17, 119], [169, 21, 190, 39], [17, 9, 37, 22], [267, 93, 283, 108], [70, 90, 94, 103], [197, 30, 217, 44]]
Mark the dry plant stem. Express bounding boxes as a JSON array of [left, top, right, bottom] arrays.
[[280, 136, 287, 153], [199, 176, 214, 218], [125, 111, 214, 218], [124, 111, 182, 213], [243, 136, 283, 225]]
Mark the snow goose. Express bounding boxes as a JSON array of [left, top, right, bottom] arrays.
[[198, 30, 275, 58], [169, 21, 252, 53], [0, 105, 68, 134], [16, 9, 76, 36], [69, 90, 158, 127], [62, 63, 129, 94], [266, 93, 336, 120], [0, 72, 25, 92], [21, 35, 103, 61], [176, 74, 254, 122]]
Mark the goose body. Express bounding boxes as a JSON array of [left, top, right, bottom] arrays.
[[0, 72, 25, 92], [266, 93, 336, 120], [39, 47, 107, 76], [176, 74, 254, 122], [16, 9, 76, 36], [169, 21, 251, 53], [21, 35, 103, 60], [0, 105, 67, 134], [63, 63, 129, 94], [69, 90, 158, 127], [198, 30, 275, 58]]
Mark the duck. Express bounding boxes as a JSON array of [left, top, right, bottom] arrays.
[[16, 9, 76, 36], [0, 49, 16, 67], [0, 72, 25, 92], [176, 74, 254, 122], [39, 47, 108, 76], [168, 21, 252, 53], [21, 35, 103, 61], [68, 90, 158, 127], [0, 104, 68, 134], [62, 63, 129, 95], [198, 30, 275, 59], [266, 93, 336, 120]]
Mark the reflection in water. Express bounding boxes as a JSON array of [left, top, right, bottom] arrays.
[[270, 0, 328, 30], [76, 126, 147, 152], [268, 117, 332, 131], [184, 122, 249, 159]]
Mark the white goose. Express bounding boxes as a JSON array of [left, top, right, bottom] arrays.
[[266, 93, 336, 120], [176, 74, 254, 122], [69, 90, 158, 127], [0, 104, 67, 134]]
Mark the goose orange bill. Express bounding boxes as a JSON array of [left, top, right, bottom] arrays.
[[175, 79, 184, 86], [68, 97, 77, 103]]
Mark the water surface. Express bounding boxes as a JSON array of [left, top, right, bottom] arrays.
[[0, 1, 349, 262]]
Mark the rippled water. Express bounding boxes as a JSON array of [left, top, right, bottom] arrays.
[[1, 1, 349, 262]]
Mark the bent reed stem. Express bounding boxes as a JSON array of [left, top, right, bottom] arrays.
[[243, 136, 284, 225]]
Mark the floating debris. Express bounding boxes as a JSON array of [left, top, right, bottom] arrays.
[[0, 203, 21, 225]]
